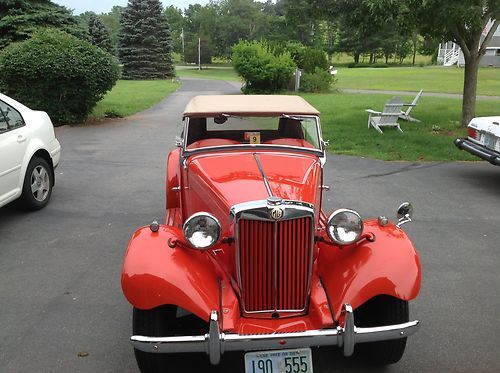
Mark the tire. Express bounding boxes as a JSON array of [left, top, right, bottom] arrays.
[[21, 157, 53, 210], [133, 305, 208, 373], [353, 295, 409, 365]]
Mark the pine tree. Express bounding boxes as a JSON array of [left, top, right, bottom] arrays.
[[88, 13, 114, 54], [0, 0, 85, 49], [118, 0, 174, 79]]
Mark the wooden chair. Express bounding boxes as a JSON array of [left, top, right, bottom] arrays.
[[366, 97, 404, 134], [400, 89, 423, 122]]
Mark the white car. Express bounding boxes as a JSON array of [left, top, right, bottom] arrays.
[[0, 93, 61, 209], [455, 116, 500, 166]]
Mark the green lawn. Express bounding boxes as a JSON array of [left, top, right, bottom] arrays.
[[335, 67, 500, 96], [91, 80, 180, 119], [302, 92, 500, 161], [176, 66, 240, 81], [176, 65, 500, 97]]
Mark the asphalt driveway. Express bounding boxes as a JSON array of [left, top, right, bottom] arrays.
[[0, 78, 499, 373]]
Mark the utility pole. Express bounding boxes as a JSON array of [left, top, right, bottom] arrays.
[[198, 37, 201, 70], [181, 27, 185, 62]]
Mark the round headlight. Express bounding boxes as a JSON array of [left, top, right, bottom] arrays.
[[183, 212, 221, 250], [327, 209, 363, 245]]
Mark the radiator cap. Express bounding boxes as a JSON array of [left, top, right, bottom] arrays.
[[266, 196, 282, 206]]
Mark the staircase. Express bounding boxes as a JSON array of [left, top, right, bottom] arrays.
[[443, 49, 460, 66]]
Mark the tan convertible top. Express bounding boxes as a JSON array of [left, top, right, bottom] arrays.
[[183, 95, 320, 117]]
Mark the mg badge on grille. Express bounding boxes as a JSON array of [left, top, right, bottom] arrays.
[[270, 207, 284, 220]]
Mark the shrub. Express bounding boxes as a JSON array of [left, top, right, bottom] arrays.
[[300, 68, 334, 93], [347, 62, 389, 68], [0, 29, 120, 125], [232, 40, 296, 93], [295, 47, 329, 73]]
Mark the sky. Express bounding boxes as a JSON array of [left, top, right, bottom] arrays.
[[54, 1, 209, 14]]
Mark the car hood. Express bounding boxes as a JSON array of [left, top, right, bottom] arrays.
[[184, 151, 322, 226]]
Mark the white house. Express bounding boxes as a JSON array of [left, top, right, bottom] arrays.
[[437, 20, 500, 67]]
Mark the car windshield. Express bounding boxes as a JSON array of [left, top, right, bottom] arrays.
[[185, 115, 322, 152]]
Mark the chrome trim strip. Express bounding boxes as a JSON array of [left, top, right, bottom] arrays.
[[253, 153, 273, 197], [130, 304, 420, 365], [183, 144, 324, 158]]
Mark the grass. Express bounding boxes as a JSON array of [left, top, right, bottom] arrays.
[[91, 80, 180, 119], [176, 65, 500, 97], [301, 92, 500, 161], [176, 66, 240, 81], [335, 67, 500, 96]]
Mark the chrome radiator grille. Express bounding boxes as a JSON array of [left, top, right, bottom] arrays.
[[237, 216, 313, 315]]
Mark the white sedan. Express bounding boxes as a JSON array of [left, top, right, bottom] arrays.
[[455, 116, 500, 166], [0, 93, 61, 209]]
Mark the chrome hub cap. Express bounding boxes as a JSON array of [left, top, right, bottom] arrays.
[[30, 166, 50, 202]]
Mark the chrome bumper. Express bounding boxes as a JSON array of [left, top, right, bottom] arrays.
[[454, 138, 500, 166], [131, 304, 420, 365]]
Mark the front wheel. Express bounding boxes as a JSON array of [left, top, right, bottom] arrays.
[[133, 305, 208, 373], [21, 157, 53, 210], [353, 295, 409, 365]]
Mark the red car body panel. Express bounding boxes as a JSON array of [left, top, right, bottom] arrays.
[[122, 225, 220, 321], [122, 214, 420, 333], [166, 148, 180, 209], [317, 220, 421, 320], [182, 151, 322, 230]]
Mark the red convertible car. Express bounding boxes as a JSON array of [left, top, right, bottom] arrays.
[[121, 95, 421, 373]]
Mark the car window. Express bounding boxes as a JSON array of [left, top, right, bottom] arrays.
[[0, 100, 25, 133]]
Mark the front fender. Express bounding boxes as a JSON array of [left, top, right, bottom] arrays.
[[318, 220, 421, 320], [121, 225, 219, 321]]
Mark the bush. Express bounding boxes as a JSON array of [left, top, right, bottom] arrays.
[[0, 29, 120, 125], [295, 47, 329, 73], [232, 40, 296, 93], [347, 62, 389, 68], [300, 68, 334, 93]]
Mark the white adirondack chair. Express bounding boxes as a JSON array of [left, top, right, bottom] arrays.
[[400, 89, 423, 122], [366, 97, 404, 134]]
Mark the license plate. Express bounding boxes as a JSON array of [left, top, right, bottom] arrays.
[[483, 133, 497, 150], [244, 348, 313, 373]]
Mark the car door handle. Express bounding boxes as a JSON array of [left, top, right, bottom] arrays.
[[17, 135, 27, 143]]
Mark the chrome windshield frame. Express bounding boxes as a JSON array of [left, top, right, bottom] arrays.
[[181, 115, 326, 163]]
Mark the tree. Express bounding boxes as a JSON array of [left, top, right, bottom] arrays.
[[118, 0, 174, 79], [88, 13, 114, 54], [415, 0, 499, 126], [165, 6, 185, 55], [184, 36, 213, 64], [0, 0, 85, 49], [100, 6, 125, 47]]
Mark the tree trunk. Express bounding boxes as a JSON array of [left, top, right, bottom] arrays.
[[461, 55, 479, 127], [354, 52, 360, 64], [412, 32, 417, 65]]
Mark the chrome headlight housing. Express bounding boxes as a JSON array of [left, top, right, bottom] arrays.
[[327, 209, 363, 245], [183, 212, 221, 250]]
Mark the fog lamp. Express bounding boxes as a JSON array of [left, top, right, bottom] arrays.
[[326, 209, 363, 245], [183, 212, 221, 250]]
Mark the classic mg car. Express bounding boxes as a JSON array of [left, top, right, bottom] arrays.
[[455, 116, 500, 166], [121, 95, 421, 373]]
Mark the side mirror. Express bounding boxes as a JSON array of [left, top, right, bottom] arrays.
[[396, 202, 413, 228]]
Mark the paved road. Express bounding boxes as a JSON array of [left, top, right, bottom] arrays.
[[0, 78, 499, 373]]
